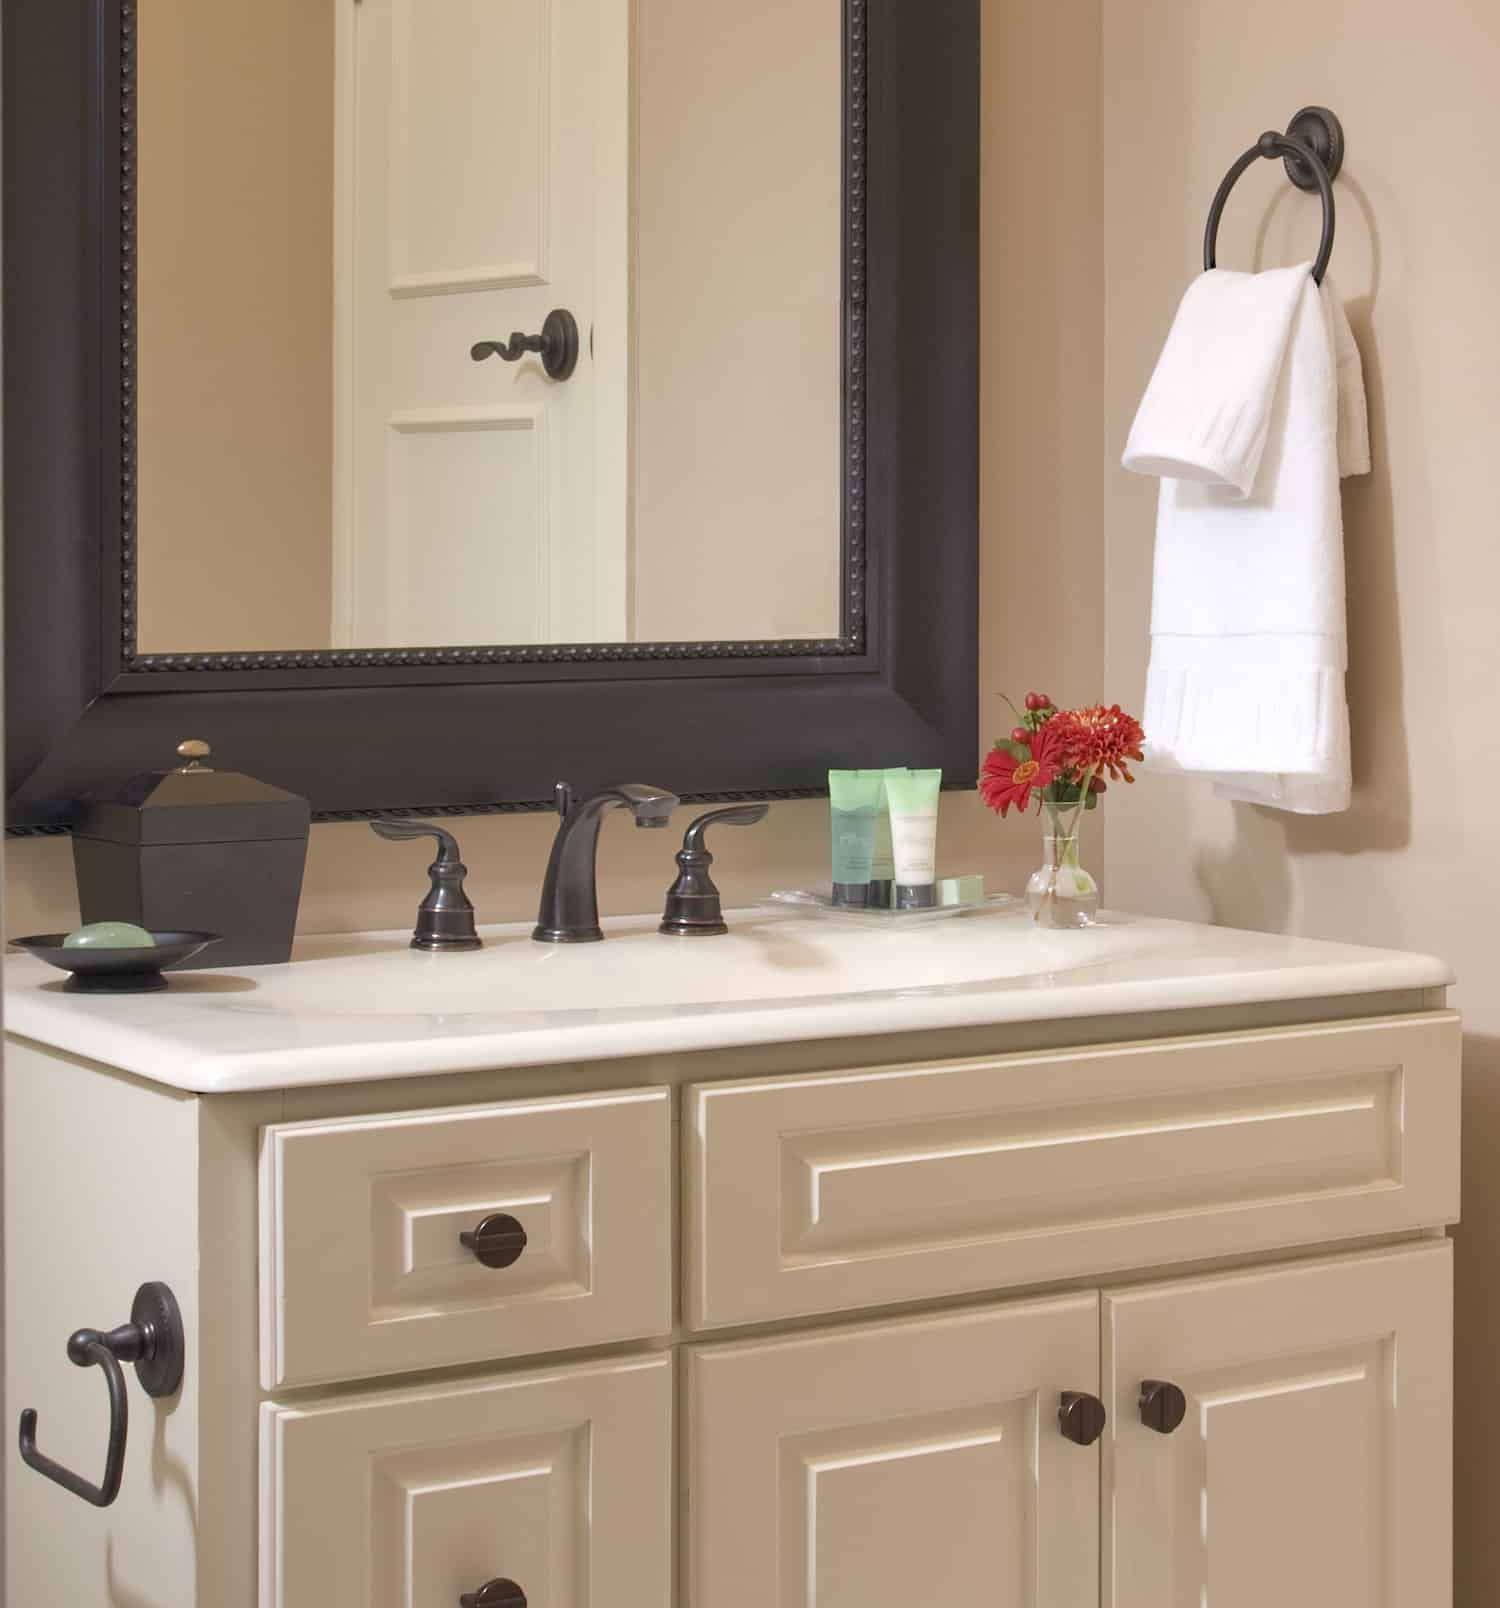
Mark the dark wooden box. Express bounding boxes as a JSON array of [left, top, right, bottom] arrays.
[[71, 747, 310, 968]]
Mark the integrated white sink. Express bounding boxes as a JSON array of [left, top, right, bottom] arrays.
[[284, 907, 1147, 1017], [4, 906, 1451, 1094]]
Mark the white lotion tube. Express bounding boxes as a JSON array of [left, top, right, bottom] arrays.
[[885, 769, 942, 909]]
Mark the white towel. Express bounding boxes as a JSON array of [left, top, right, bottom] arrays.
[[1123, 263, 1370, 815]]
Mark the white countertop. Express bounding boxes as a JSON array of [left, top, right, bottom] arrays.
[[3, 907, 1451, 1095]]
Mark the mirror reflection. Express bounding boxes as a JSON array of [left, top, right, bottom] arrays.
[[136, 0, 844, 654]]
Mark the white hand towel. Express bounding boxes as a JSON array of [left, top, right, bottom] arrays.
[[1123, 264, 1370, 815]]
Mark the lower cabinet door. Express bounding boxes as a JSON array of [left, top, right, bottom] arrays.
[[687, 1293, 1102, 1608], [260, 1351, 671, 1608], [1104, 1240, 1452, 1608]]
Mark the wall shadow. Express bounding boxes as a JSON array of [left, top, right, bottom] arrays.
[[1192, 804, 1296, 932], [106, 1536, 167, 1608]]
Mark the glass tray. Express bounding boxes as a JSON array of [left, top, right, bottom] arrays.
[[759, 887, 1018, 924]]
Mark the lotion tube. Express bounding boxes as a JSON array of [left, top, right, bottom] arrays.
[[868, 767, 907, 907], [828, 770, 881, 906], [885, 768, 942, 909]]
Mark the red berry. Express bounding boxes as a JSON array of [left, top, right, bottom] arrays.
[[1024, 692, 1043, 711], [1010, 727, 1030, 745]]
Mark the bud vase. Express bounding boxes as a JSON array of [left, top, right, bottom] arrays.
[[1026, 797, 1099, 928]]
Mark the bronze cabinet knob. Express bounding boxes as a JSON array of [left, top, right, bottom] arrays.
[[460, 1581, 527, 1608], [459, 1213, 528, 1270], [1057, 1390, 1107, 1447], [1139, 1379, 1189, 1435]]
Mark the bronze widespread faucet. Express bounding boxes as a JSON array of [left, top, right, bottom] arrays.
[[533, 782, 679, 943]]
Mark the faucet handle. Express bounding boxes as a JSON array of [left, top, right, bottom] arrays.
[[659, 804, 770, 937], [370, 818, 483, 953]]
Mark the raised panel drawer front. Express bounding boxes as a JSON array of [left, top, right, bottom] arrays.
[[1103, 1240, 1452, 1608], [687, 1294, 1101, 1608], [686, 1013, 1459, 1328], [261, 1351, 672, 1608], [260, 1087, 671, 1387]]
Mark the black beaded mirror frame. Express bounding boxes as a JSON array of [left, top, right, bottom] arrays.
[[4, 0, 979, 830]]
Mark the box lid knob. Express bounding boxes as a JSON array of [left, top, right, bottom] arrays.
[[175, 740, 214, 773]]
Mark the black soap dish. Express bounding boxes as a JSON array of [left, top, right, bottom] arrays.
[[10, 933, 222, 994]]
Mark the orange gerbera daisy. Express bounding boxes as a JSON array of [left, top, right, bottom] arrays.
[[979, 719, 1067, 817]]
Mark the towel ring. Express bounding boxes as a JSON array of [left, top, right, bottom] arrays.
[[1204, 106, 1343, 285]]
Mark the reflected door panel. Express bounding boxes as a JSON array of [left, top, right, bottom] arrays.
[[336, 0, 629, 647]]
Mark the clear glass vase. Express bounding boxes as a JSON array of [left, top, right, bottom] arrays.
[[1026, 796, 1100, 928]]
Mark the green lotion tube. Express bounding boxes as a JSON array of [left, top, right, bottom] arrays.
[[886, 769, 943, 909], [868, 768, 907, 908], [828, 771, 882, 906]]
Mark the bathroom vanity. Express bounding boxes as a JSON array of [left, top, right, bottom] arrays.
[[3, 908, 1458, 1607]]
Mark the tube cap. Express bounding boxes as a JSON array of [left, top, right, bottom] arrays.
[[832, 882, 872, 908], [895, 883, 937, 910]]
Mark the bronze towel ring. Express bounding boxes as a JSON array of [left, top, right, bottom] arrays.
[[1204, 106, 1344, 285]]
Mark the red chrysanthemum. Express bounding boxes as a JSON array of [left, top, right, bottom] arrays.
[[1051, 703, 1146, 784], [979, 720, 1067, 817]]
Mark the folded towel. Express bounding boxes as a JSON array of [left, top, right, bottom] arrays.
[[1123, 264, 1370, 815], [1122, 262, 1310, 495]]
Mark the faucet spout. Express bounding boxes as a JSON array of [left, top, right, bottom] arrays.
[[533, 782, 679, 943]]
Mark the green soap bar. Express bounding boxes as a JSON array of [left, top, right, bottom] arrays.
[[937, 874, 984, 907], [63, 921, 156, 950]]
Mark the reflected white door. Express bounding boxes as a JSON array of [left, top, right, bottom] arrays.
[[1104, 1242, 1453, 1608], [335, 0, 629, 648], [688, 1295, 1102, 1608]]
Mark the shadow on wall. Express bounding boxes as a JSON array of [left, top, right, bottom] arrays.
[[1456, 1033, 1500, 1605], [1192, 176, 1414, 929]]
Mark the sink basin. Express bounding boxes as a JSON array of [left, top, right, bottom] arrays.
[[285, 907, 1147, 1019]]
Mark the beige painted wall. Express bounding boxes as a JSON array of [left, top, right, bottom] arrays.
[[5, 0, 1105, 940], [633, 0, 844, 641], [136, 0, 335, 653], [1099, 3, 1500, 1598]]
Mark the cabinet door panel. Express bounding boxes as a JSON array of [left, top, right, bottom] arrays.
[[260, 1352, 671, 1608], [688, 1294, 1100, 1608], [687, 1014, 1459, 1328], [1104, 1241, 1452, 1608]]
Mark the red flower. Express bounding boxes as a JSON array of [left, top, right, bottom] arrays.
[[1052, 703, 1146, 784], [980, 721, 1066, 817]]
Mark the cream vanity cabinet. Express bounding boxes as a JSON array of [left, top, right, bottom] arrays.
[[4, 991, 1459, 1608]]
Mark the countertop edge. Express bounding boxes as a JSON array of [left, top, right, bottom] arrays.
[[4, 952, 1455, 1096]]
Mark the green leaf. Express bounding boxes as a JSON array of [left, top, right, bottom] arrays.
[[994, 738, 1031, 762]]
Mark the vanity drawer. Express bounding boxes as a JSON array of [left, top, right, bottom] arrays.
[[686, 1013, 1460, 1329], [259, 1087, 671, 1388], [261, 1351, 672, 1608]]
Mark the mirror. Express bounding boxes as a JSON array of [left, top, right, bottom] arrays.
[[6, 0, 978, 832], [135, 0, 844, 654]]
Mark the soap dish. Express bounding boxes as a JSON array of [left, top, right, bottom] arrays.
[[10, 932, 222, 993], [760, 888, 1016, 924]]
